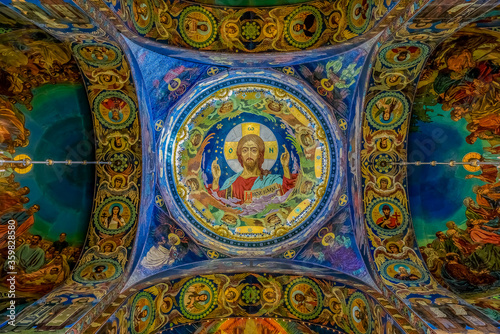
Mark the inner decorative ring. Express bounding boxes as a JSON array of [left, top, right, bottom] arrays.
[[159, 71, 339, 254]]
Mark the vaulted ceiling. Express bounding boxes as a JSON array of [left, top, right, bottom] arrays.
[[1, 1, 500, 334]]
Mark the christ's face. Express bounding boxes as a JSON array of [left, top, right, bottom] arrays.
[[241, 140, 259, 169]]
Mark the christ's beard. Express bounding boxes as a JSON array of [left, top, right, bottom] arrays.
[[244, 159, 257, 169]]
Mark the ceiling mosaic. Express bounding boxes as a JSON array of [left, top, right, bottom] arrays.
[[97, 272, 410, 334], [0, 3, 144, 333], [3, 0, 500, 333], [410, 27, 500, 313], [98, 0, 397, 53], [0, 12, 94, 312], [158, 70, 342, 256]]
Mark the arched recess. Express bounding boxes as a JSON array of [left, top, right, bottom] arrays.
[[355, 0, 500, 332], [409, 25, 500, 322], [70, 0, 409, 67], [0, 1, 146, 332], [92, 261, 417, 334]]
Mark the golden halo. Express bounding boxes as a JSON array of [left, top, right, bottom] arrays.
[[221, 212, 239, 226], [384, 73, 404, 87], [376, 175, 392, 189], [159, 11, 172, 28], [177, 127, 188, 141], [321, 78, 334, 91], [262, 287, 277, 303], [329, 12, 341, 28], [178, 185, 188, 200], [215, 88, 229, 98], [224, 23, 239, 38], [110, 135, 127, 151], [111, 174, 126, 188], [385, 242, 399, 252], [175, 228, 185, 238], [168, 233, 181, 246], [462, 152, 481, 172], [14, 154, 33, 174], [376, 137, 392, 152], [317, 227, 329, 238], [317, 86, 327, 96], [100, 240, 117, 252], [329, 298, 342, 314], [316, 185, 326, 197], [263, 23, 277, 38], [98, 72, 118, 86], [160, 296, 173, 313], [316, 128, 326, 140], [322, 232, 335, 246], [274, 89, 287, 98], [168, 78, 181, 91], [224, 287, 239, 303]]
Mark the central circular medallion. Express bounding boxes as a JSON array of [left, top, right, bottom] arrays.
[[158, 70, 341, 256]]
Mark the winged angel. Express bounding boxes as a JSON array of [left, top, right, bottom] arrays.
[[313, 280, 352, 332], [368, 228, 420, 268], [80, 241, 128, 267]]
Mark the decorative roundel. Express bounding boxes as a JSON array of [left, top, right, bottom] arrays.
[[380, 260, 429, 285], [348, 0, 372, 34], [179, 6, 218, 48], [347, 292, 372, 334], [285, 277, 323, 320], [130, 292, 155, 334], [284, 5, 323, 49], [373, 153, 394, 174], [93, 91, 137, 129], [179, 277, 217, 319], [73, 259, 122, 284], [158, 70, 341, 256], [379, 42, 430, 69], [365, 197, 408, 236], [72, 43, 122, 68], [366, 92, 409, 130], [93, 197, 136, 234], [131, 0, 154, 35]]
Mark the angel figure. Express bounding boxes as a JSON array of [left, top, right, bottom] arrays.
[[80, 242, 127, 267], [363, 176, 406, 209], [297, 63, 349, 114], [369, 229, 420, 267], [315, 282, 351, 332]]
